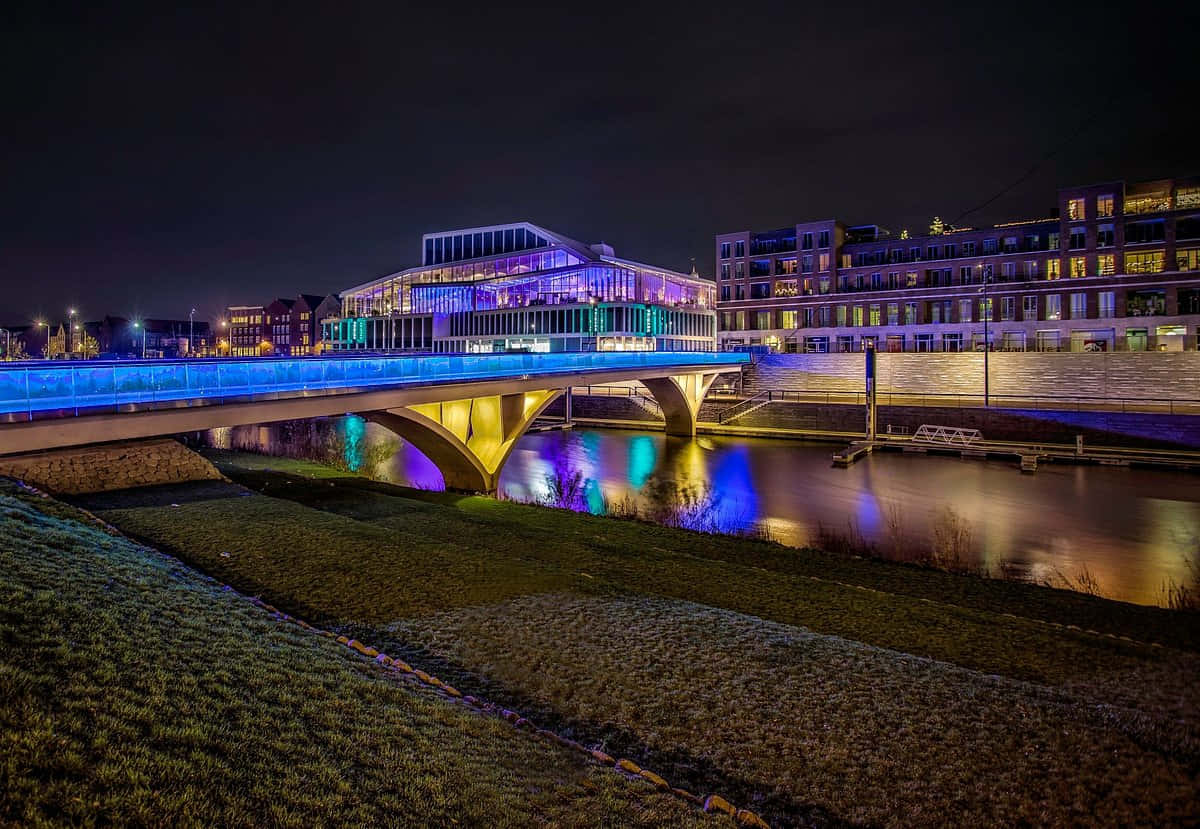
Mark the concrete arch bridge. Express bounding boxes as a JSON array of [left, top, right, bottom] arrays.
[[0, 352, 746, 492]]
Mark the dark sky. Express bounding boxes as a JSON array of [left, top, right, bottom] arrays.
[[3, 0, 1197, 325]]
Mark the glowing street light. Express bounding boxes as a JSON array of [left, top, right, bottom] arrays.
[[133, 321, 147, 359]]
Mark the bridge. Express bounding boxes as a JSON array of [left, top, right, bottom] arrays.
[[0, 352, 747, 492]]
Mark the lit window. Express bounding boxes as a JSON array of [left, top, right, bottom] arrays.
[[1177, 249, 1200, 271], [1125, 250, 1165, 274], [869, 304, 881, 325], [1067, 197, 1086, 220], [1097, 254, 1114, 275], [1047, 258, 1061, 279], [959, 299, 972, 322], [1046, 294, 1062, 320], [1023, 296, 1038, 319], [1070, 256, 1087, 277], [818, 253, 830, 271], [1097, 194, 1114, 217], [1098, 291, 1115, 318]]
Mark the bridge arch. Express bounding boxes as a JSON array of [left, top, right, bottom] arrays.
[[364, 389, 561, 492]]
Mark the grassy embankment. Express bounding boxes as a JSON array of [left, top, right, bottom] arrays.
[[0, 480, 717, 827], [76, 449, 1200, 827]]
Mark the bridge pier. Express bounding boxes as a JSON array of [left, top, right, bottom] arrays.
[[364, 389, 562, 493], [640, 372, 721, 437]]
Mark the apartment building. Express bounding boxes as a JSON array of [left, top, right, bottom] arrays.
[[226, 294, 340, 357], [716, 177, 1200, 353]]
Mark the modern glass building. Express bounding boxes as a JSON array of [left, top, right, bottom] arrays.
[[324, 222, 716, 353]]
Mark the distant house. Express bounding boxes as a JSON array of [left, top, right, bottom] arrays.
[[226, 294, 339, 356]]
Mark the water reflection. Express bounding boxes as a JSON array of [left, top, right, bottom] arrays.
[[214, 420, 1200, 607]]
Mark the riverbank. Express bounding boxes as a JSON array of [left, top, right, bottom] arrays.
[[0, 479, 710, 826], [73, 449, 1200, 827]]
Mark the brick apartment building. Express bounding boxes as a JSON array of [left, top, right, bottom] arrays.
[[715, 177, 1200, 354], [226, 293, 339, 357]]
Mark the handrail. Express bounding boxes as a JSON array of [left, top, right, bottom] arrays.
[[733, 388, 1200, 415], [0, 352, 748, 422], [717, 390, 773, 424]]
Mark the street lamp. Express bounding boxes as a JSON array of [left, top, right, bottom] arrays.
[[68, 308, 77, 354], [36, 320, 48, 359], [133, 321, 147, 359], [976, 265, 992, 406], [189, 308, 196, 357]]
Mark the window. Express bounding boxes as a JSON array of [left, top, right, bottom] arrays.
[[1070, 256, 1087, 277], [1001, 296, 1015, 321], [719, 242, 731, 259], [720, 285, 730, 301], [1069, 228, 1086, 249], [1097, 254, 1114, 275], [978, 297, 992, 321], [836, 305, 847, 326], [1178, 288, 1200, 314], [853, 306, 864, 326], [735, 284, 745, 300], [1023, 295, 1038, 320], [836, 334, 854, 352], [1098, 291, 1115, 318], [818, 230, 830, 248], [755, 311, 772, 329], [1070, 292, 1087, 318], [801, 255, 813, 273], [1067, 197, 1085, 220], [1125, 250, 1165, 274], [818, 253, 830, 271], [777, 257, 798, 275], [1177, 249, 1200, 271], [750, 282, 771, 299], [1097, 194, 1114, 217], [735, 261, 745, 279], [1003, 237, 1018, 253], [962, 241, 976, 257], [1126, 220, 1166, 244], [905, 302, 917, 325], [780, 310, 798, 328], [869, 304, 881, 325], [1046, 294, 1062, 320], [943, 333, 963, 352], [750, 259, 771, 277], [774, 279, 798, 297], [1002, 262, 1016, 279], [959, 299, 972, 322], [983, 238, 998, 254], [906, 271, 918, 287], [1097, 224, 1114, 247], [888, 271, 901, 289], [887, 303, 899, 325], [1025, 260, 1039, 279], [1047, 258, 1061, 279], [801, 232, 814, 250], [1127, 290, 1166, 316], [720, 263, 730, 280], [926, 245, 939, 259], [734, 240, 745, 257], [871, 272, 882, 289], [1049, 232, 1060, 250], [959, 266, 973, 283]]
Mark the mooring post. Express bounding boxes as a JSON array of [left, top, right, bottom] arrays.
[[864, 339, 877, 442], [564, 386, 573, 426]]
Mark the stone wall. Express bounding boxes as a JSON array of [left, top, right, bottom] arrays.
[[0, 438, 224, 494], [743, 352, 1200, 399]]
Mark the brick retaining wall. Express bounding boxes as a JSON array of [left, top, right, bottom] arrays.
[[0, 438, 224, 494]]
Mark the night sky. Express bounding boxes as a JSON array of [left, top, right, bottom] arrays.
[[3, 1, 1197, 325]]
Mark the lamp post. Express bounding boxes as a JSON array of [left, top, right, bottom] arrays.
[[67, 308, 77, 354], [133, 321, 147, 359], [189, 308, 196, 357], [977, 265, 991, 407]]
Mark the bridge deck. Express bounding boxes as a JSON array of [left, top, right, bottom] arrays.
[[0, 352, 746, 422]]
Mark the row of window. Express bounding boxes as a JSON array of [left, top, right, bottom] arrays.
[[720, 231, 832, 260], [440, 306, 714, 339], [423, 227, 550, 266], [718, 288, 1200, 331]]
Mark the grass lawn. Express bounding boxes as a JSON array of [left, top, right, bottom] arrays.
[[0, 481, 717, 827], [78, 450, 1200, 827]]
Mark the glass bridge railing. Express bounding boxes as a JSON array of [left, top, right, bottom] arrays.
[[0, 352, 748, 420]]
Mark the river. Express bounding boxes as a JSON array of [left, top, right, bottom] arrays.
[[214, 420, 1200, 606]]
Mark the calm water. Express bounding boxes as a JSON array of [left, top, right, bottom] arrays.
[[216, 421, 1200, 606]]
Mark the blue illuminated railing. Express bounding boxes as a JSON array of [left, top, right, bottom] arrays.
[[0, 352, 748, 420]]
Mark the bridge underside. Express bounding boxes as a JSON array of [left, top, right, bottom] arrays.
[[0, 368, 731, 494]]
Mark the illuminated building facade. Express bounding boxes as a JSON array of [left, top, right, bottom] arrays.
[[716, 177, 1200, 353], [325, 222, 716, 353], [227, 294, 340, 356]]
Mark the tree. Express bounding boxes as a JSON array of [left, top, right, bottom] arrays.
[[929, 216, 945, 236], [4, 339, 29, 361], [76, 332, 100, 358]]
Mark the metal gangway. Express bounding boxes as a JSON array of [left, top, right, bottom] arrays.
[[910, 424, 983, 447]]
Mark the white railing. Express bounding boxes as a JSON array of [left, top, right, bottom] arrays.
[[911, 424, 983, 446]]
